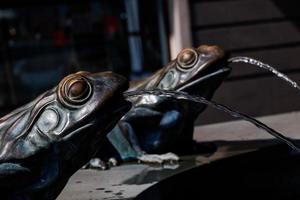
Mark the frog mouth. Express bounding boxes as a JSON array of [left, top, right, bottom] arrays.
[[177, 66, 231, 92]]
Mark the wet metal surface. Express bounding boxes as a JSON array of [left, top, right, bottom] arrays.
[[57, 166, 152, 200], [57, 157, 201, 200], [58, 150, 251, 200]]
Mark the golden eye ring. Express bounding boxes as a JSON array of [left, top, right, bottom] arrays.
[[58, 74, 92, 108], [177, 48, 198, 70]]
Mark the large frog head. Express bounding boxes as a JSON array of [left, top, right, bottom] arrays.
[[0, 71, 130, 199]]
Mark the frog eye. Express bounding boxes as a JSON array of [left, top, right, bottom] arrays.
[[177, 48, 198, 70], [37, 109, 59, 133], [58, 74, 92, 108]]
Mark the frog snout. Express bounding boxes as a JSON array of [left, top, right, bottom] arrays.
[[95, 71, 131, 113], [91, 71, 129, 96]]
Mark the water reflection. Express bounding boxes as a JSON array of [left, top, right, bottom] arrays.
[[123, 157, 200, 185]]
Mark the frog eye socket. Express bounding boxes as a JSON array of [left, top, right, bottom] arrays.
[[58, 74, 92, 107], [37, 108, 59, 134], [177, 48, 198, 70], [158, 69, 178, 90]]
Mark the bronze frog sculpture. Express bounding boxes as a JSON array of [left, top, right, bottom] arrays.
[[0, 71, 130, 200], [93, 45, 231, 166]]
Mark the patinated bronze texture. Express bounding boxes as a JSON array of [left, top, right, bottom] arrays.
[[0, 71, 130, 200], [98, 45, 232, 164]]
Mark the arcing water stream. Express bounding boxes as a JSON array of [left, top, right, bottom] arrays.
[[228, 56, 300, 90], [124, 89, 300, 151], [124, 56, 300, 151]]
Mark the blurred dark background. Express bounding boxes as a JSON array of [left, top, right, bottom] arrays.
[[1, 0, 300, 125], [0, 0, 168, 113]]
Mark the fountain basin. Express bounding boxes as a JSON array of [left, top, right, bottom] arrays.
[[135, 144, 300, 199]]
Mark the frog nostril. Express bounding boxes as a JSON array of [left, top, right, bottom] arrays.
[[177, 48, 198, 69]]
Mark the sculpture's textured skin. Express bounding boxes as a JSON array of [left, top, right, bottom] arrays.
[[98, 45, 232, 164], [0, 71, 130, 200]]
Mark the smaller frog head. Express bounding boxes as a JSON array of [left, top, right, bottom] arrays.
[[130, 45, 231, 111], [159, 45, 230, 96], [0, 71, 130, 199]]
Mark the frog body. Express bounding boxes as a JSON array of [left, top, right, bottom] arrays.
[[96, 45, 231, 164], [0, 71, 130, 199]]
